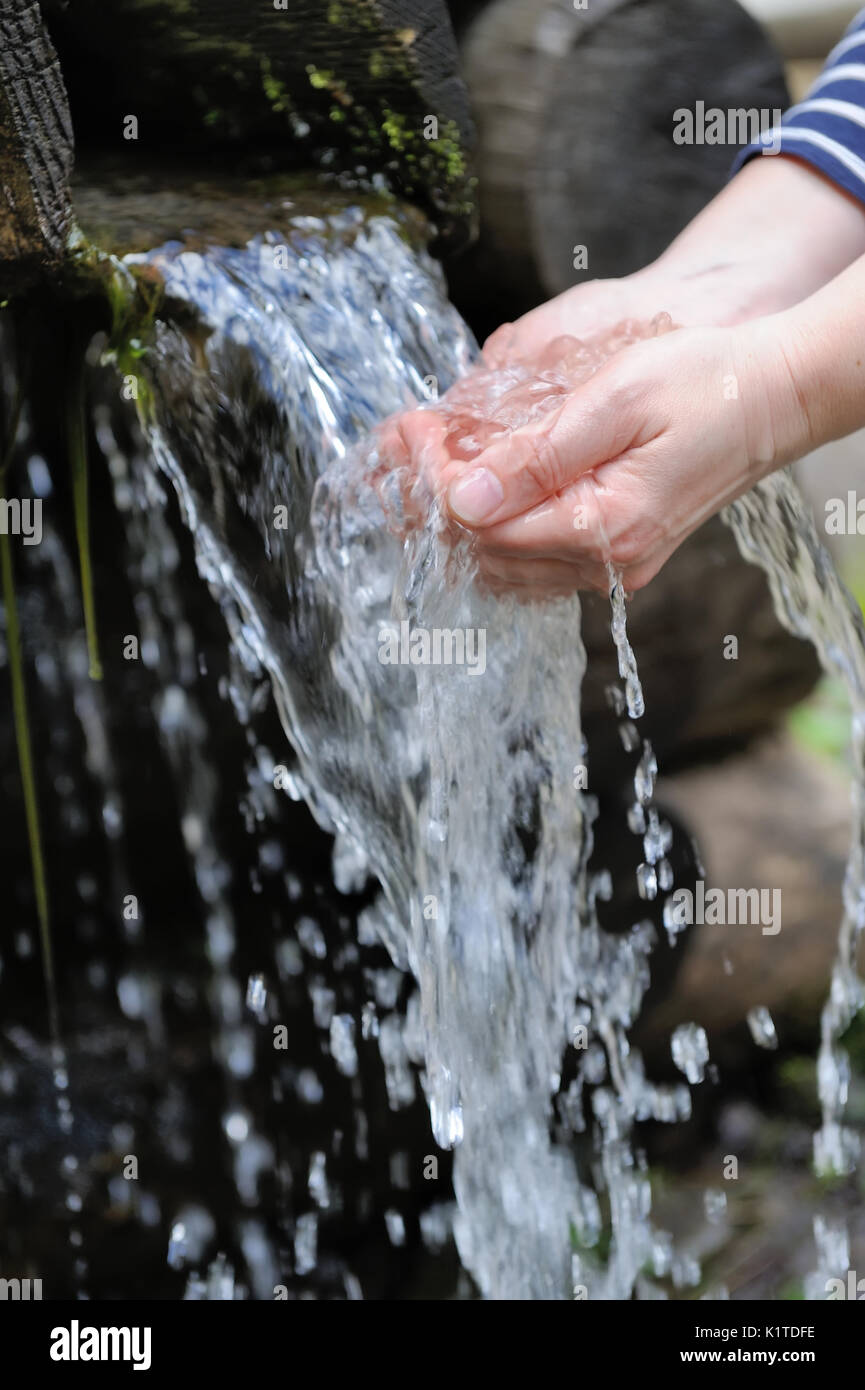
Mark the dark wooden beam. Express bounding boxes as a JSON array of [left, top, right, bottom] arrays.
[[39, 0, 476, 249]]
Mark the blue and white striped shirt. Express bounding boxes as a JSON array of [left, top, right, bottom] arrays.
[[733, 8, 865, 204]]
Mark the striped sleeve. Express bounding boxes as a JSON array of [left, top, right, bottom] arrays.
[[731, 9, 865, 205]]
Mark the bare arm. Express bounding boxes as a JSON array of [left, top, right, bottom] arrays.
[[486, 155, 865, 365]]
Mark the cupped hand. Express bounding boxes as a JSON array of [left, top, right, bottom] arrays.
[[482, 277, 644, 369], [403, 318, 812, 596], [481, 255, 778, 374]]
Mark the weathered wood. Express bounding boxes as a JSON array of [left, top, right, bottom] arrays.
[[39, 0, 476, 248], [69, 164, 431, 258], [0, 0, 73, 294], [452, 0, 789, 323]]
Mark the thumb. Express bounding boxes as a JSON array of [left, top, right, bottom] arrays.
[[445, 369, 639, 529]]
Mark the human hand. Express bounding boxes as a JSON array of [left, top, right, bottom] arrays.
[[408, 317, 811, 596], [485, 157, 865, 374]]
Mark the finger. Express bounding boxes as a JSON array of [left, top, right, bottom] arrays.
[[482, 321, 516, 368], [375, 415, 409, 470], [476, 550, 607, 597], [474, 462, 674, 594], [391, 409, 447, 476], [481, 291, 597, 368], [481, 284, 634, 369], [475, 477, 610, 563], [482, 307, 577, 369], [444, 361, 647, 530], [366, 411, 436, 529]]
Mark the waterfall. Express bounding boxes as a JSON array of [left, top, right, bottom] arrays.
[[5, 199, 860, 1299], [122, 207, 714, 1299]]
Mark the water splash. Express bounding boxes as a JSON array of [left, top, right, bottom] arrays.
[[120, 212, 702, 1298], [106, 206, 865, 1300]]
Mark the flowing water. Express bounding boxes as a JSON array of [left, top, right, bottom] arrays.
[[721, 477, 865, 1297], [4, 202, 865, 1298], [124, 212, 701, 1299], [125, 207, 865, 1296]]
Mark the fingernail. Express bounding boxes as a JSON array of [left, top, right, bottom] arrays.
[[447, 468, 504, 525]]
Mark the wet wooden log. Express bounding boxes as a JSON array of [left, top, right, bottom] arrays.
[[451, 0, 789, 325], [0, 1, 475, 302], [0, 0, 74, 294], [38, 0, 476, 249]]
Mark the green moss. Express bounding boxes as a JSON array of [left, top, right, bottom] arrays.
[[436, 121, 469, 182], [382, 111, 408, 153], [778, 1279, 805, 1300], [60, 223, 162, 424], [788, 676, 849, 762], [261, 57, 293, 116], [307, 65, 335, 91]]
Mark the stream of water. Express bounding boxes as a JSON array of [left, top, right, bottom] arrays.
[[127, 211, 693, 1298], [6, 203, 862, 1299], [124, 205, 865, 1299]]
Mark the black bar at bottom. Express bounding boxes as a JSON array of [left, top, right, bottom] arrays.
[[0, 1296, 859, 1377]]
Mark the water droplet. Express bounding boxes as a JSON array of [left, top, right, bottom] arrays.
[[746, 1006, 778, 1050]]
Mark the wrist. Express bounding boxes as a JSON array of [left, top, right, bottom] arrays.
[[638, 156, 865, 329], [623, 257, 794, 331], [772, 274, 865, 454], [730, 315, 817, 478]]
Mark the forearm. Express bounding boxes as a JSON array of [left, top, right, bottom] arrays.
[[770, 251, 865, 457], [630, 155, 865, 326]]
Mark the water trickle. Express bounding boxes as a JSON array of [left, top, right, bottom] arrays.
[[722, 475, 865, 1276], [746, 1005, 778, 1052], [671, 1023, 710, 1085]]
